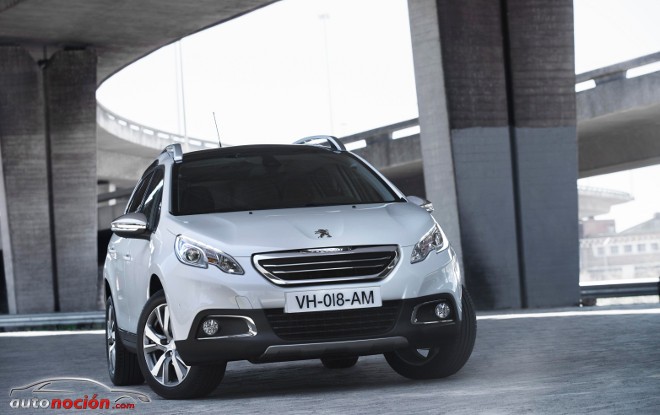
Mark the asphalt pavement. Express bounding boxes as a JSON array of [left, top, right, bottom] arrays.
[[1, 304, 659, 414]]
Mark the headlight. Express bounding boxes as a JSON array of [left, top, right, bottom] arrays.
[[411, 223, 446, 263], [175, 235, 244, 275]]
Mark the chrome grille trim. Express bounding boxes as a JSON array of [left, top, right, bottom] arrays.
[[253, 245, 399, 286], [264, 256, 392, 268]]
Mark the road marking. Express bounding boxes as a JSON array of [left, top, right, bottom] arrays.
[[478, 308, 660, 320], [0, 330, 104, 337]]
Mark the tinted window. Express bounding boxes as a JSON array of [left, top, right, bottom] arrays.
[[141, 168, 164, 229], [172, 148, 399, 215], [125, 171, 154, 214]]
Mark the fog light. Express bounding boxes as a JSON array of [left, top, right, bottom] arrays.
[[202, 318, 219, 336], [435, 302, 451, 319]]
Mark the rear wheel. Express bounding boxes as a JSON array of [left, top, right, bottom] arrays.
[[321, 356, 359, 369], [106, 296, 143, 386], [137, 290, 225, 399], [385, 287, 476, 379]]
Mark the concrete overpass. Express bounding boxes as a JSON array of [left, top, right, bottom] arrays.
[[1, 0, 653, 314], [336, 52, 660, 193], [577, 51, 660, 177]]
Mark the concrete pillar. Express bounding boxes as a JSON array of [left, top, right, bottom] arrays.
[[0, 46, 98, 313], [408, 0, 579, 308], [406, 0, 464, 269], [46, 49, 98, 311], [0, 46, 55, 313], [504, 0, 580, 307]]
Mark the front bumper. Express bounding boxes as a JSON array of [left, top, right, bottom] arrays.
[[165, 245, 462, 343], [176, 293, 460, 365]]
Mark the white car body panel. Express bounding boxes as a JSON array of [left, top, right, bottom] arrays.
[[104, 145, 464, 343]]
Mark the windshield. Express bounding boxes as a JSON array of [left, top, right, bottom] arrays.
[[171, 147, 400, 215]]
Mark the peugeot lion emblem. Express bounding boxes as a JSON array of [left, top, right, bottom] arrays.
[[315, 229, 332, 238]]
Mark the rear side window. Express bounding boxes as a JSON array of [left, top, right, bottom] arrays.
[[125, 171, 153, 214], [172, 148, 399, 215], [141, 169, 165, 230]]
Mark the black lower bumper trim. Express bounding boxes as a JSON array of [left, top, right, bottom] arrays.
[[257, 337, 409, 362], [176, 293, 459, 365]]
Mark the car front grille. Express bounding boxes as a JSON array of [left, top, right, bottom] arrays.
[[252, 245, 399, 286], [264, 301, 402, 341]]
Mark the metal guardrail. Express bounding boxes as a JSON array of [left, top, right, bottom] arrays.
[[0, 311, 104, 328], [97, 103, 219, 153], [339, 118, 420, 146], [580, 278, 660, 300], [576, 51, 660, 85]]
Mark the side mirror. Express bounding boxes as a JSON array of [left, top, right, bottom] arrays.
[[111, 213, 149, 238], [407, 195, 434, 213]]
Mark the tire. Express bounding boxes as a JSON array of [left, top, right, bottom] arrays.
[[136, 290, 226, 399], [106, 296, 144, 386], [385, 287, 477, 379], [321, 356, 359, 369]]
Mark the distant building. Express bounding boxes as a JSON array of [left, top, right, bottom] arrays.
[[580, 213, 660, 282], [577, 185, 633, 222]]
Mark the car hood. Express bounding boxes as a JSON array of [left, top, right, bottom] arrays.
[[167, 202, 436, 257]]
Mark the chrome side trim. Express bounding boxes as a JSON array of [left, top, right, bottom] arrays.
[[197, 315, 257, 340], [411, 300, 454, 325], [258, 337, 408, 362], [252, 245, 400, 286]]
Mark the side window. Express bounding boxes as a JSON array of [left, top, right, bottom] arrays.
[[140, 168, 165, 230], [125, 171, 154, 214]]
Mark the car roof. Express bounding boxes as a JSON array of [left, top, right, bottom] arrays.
[[179, 144, 344, 163]]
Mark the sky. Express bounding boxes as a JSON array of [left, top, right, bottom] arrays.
[[97, 0, 418, 144], [96, 0, 660, 231]]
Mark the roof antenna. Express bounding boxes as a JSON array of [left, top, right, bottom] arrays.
[[212, 112, 222, 148]]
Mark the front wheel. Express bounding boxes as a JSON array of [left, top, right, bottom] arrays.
[[136, 290, 225, 399], [385, 287, 476, 379], [106, 296, 143, 386]]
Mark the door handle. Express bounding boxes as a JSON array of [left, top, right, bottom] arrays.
[[123, 254, 132, 261], [108, 247, 117, 260]]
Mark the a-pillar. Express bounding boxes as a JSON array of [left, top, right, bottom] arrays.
[[0, 46, 98, 313], [408, 0, 579, 308]]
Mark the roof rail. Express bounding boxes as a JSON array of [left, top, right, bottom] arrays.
[[293, 135, 346, 152], [162, 143, 183, 163]]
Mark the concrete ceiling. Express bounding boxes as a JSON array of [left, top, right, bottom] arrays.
[[0, 0, 276, 83]]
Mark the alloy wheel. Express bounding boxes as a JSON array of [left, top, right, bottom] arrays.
[[106, 304, 117, 375], [142, 304, 190, 386]]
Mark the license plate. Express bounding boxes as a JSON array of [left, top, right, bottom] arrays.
[[285, 287, 382, 313]]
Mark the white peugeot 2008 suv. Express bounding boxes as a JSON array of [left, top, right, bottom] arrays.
[[104, 138, 476, 399]]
